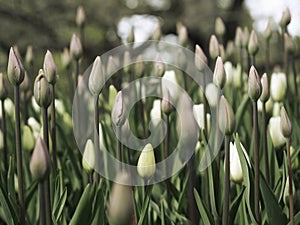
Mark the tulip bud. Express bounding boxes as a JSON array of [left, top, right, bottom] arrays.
[[107, 56, 119, 77], [205, 83, 219, 108], [195, 44, 207, 71], [161, 88, 173, 115], [242, 27, 249, 48], [137, 143, 156, 179], [248, 66, 262, 101], [112, 91, 126, 127], [162, 70, 179, 100], [25, 45, 34, 67], [151, 25, 161, 41], [260, 73, 269, 102], [22, 125, 35, 152], [82, 139, 95, 173], [219, 95, 235, 135], [108, 85, 118, 109], [209, 35, 220, 60], [88, 56, 105, 95], [219, 44, 226, 61], [270, 72, 287, 102], [135, 55, 144, 77], [177, 49, 187, 69], [70, 34, 83, 60], [154, 54, 165, 77], [127, 27, 135, 44], [20, 71, 30, 92], [284, 33, 295, 55], [213, 56, 226, 89], [107, 172, 133, 225], [280, 7, 291, 28], [34, 69, 52, 108], [150, 100, 161, 127], [248, 30, 259, 56], [264, 20, 272, 40], [43, 50, 57, 84], [234, 27, 243, 48], [7, 47, 24, 86], [193, 104, 211, 134], [123, 51, 131, 74], [280, 106, 292, 138], [0, 73, 7, 100], [177, 22, 188, 46], [76, 5, 86, 28], [229, 142, 243, 183], [269, 116, 286, 148], [225, 41, 234, 59], [215, 17, 226, 39], [283, 177, 295, 205], [61, 48, 72, 69], [30, 136, 50, 181]]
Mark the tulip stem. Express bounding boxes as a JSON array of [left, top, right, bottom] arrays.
[[252, 101, 260, 224], [39, 182, 47, 225], [222, 135, 230, 225], [94, 96, 100, 182], [187, 154, 198, 225], [164, 113, 171, 205], [42, 107, 52, 225], [262, 102, 270, 184], [291, 57, 298, 115], [286, 138, 294, 225], [14, 85, 25, 225], [50, 84, 57, 172], [75, 59, 79, 89], [1, 99, 8, 176], [116, 127, 122, 171], [265, 39, 270, 75]]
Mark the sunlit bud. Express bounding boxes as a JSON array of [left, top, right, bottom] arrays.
[[7, 47, 24, 86], [195, 44, 207, 71], [107, 56, 119, 77], [150, 99, 161, 127], [161, 88, 173, 115], [269, 116, 286, 148], [43, 50, 57, 84], [108, 85, 118, 109], [205, 83, 219, 107], [248, 66, 262, 101], [88, 56, 105, 95], [151, 25, 161, 41], [112, 91, 126, 127], [127, 26, 135, 43], [213, 56, 226, 89], [234, 27, 243, 48], [123, 51, 131, 74], [193, 104, 211, 134], [248, 30, 259, 56], [76, 5, 86, 28], [219, 95, 235, 135], [219, 44, 226, 60], [260, 73, 269, 103], [177, 49, 187, 69], [283, 177, 295, 205], [280, 7, 291, 27], [25, 45, 34, 67], [20, 71, 30, 92], [242, 27, 249, 48], [137, 144, 156, 178], [225, 41, 234, 59], [135, 55, 144, 77], [290, 146, 299, 170], [229, 142, 243, 183], [270, 72, 287, 102], [82, 139, 95, 173], [107, 172, 133, 225], [209, 35, 220, 60], [34, 69, 52, 108], [264, 20, 272, 40], [177, 22, 188, 46], [154, 54, 165, 77], [30, 137, 50, 181], [22, 125, 35, 152], [162, 70, 179, 100], [61, 48, 72, 69], [280, 106, 292, 138], [215, 17, 226, 39], [70, 34, 83, 60]]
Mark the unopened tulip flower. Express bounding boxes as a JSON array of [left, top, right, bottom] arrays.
[[209, 35, 219, 60], [161, 88, 173, 115], [177, 22, 188, 46], [88, 56, 105, 95], [283, 177, 295, 205], [219, 96, 235, 135], [234, 27, 243, 48], [280, 7, 291, 27], [264, 20, 272, 40], [205, 83, 219, 107], [43, 50, 57, 85], [269, 116, 286, 148], [162, 70, 179, 100], [280, 107, 292, 138], [25, 45, 34, 67], [260, 73, 269, 102], [82, 139, 95, 173], [76, 5, 86, 28], [22, 125, 35, 152], [195, 44, 207, 71], [193, 104, 211, 134], [213, 56, 226, 89], [270, 72, 287, 102], [34, 70, 52, 108], [137, 143, 156, 178], [215, 17, 226, 39], [229, 142, 243, 183], [7, 47, 24, 86], [248, 30, 259, 56], [112, 91, 126, 127], [150, 99, 162, 127], [70, 34, 83, 60], [242, 27, 249, 48], [248, 66, 262, 101], [258, 98, 273, 113], [30, 137, 50, 181]]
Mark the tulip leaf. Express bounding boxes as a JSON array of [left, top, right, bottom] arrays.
[[137, 185, 153, 225], [53, 187, 67, 223], [235, 94, 250, 129], [160, 198, 165, 225], [91, 180, 106, 225], [287, 211, 300, 225], [260, 174, 288, 225], [229, 186, 245, 225], [0, 184, 17, 225], [194, 188, 214, 225]]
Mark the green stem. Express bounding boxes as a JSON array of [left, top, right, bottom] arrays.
[[94, 96, 100, 182], [116, 127, 122, 171], [262, 102, 269, 184], [14, 85, 25, 225], [39, 182, 46, 225], [50, 85, 57, 172], [187, 154, 198, 225], [75, 59, 79, 90], [164, 114, 171, 205], [1, 99, 8, 176], [42, 107, 52, 225], [252, 101, 260, 224], [265, 39, 270, 75], [291, 57, 298, 115], [286, 138, 294, 225], [222, 135, 230, 225]]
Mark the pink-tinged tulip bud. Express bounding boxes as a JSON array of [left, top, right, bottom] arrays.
[[43, 50, 57, 84], [260, 73, 269, 102], [248, 30, 259, 56], [76, 5, 86, 28], [88, 56, 105, 95], [137, 143, 156, 178], [195, 44, 207, 71], [280, 106, 292, 138], [112, 91, 125, 127], [219, 95, 235, 135], [209, 35, 220, 60], [248, 66, 262, 101], [264, 20, 272, 40], [7, 47, 24, 86], [70, 34, 83, 60], [213, 56, 226, 89], [215, 17, 226, 39], [34, 69, 52, 108], [234, 27, 243, 48]]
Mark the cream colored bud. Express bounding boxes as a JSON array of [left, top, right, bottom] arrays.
[[22, 125, 35, 152], [88, 56, 105, 95], [30, 137, 50, 181], [135, 55, 144, 77], [70, 34, 83, 60], [137, 143, 156, 178], [61, 48, 72, 69], [7, 47, 24, 86], [112, 91, 126, 126], [269, 116, 286, 148], [34, 70, 52, 108], [219, 95, 235, 135], [229, 142, 243, 183], [270, 72, 287, 102], [82, 139, 95, 173], [150, 100, 161, 127], [283, 177, 295, 205], [107, 56, 119, 77], [161, 88, 173, 114], [248, 30, 259, 56], [193, 104, 211, 134], [248, 66, 262, 101], [209, 35, 220, 60], [195, 44, 207, 71], [260, 73, 269, 102], [280, 7, 291, 27], [25, 45, 34, 67], [177, 22, 188, 46], [43, 50, 57, 84], [205, 83, 219, 108], [280, 106, 292, 138], [264, 20, 272, 40], [234, 27, 243, 48], [154, 54, 165, 77], [242, 27, 249, 48], [213, 56, 226, 89], [215, 17, 226, 38], [76, 5, 86, 28]]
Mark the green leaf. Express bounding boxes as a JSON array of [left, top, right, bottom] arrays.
[[193, 188, 214, 225], [25, 180, 38, 207], [160, 199, 165, 225], [229, 186, 245, 225], [91, 180, 106, 225], [53, 187, 67, 223], [0, 184, 17, 225], [260, 174, 288, 225], [137, 185, 153, 225], [287, 210, 300, 225], [235, 94, 250, 129]]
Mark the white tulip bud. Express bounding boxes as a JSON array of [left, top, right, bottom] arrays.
[[269, 116, 286, 148], [137, 144, 156, 179], [193, 104, 211, 134], [229, 142, 243, 183], [270, 72, 287, 102], [82, 139, 95, 173]]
